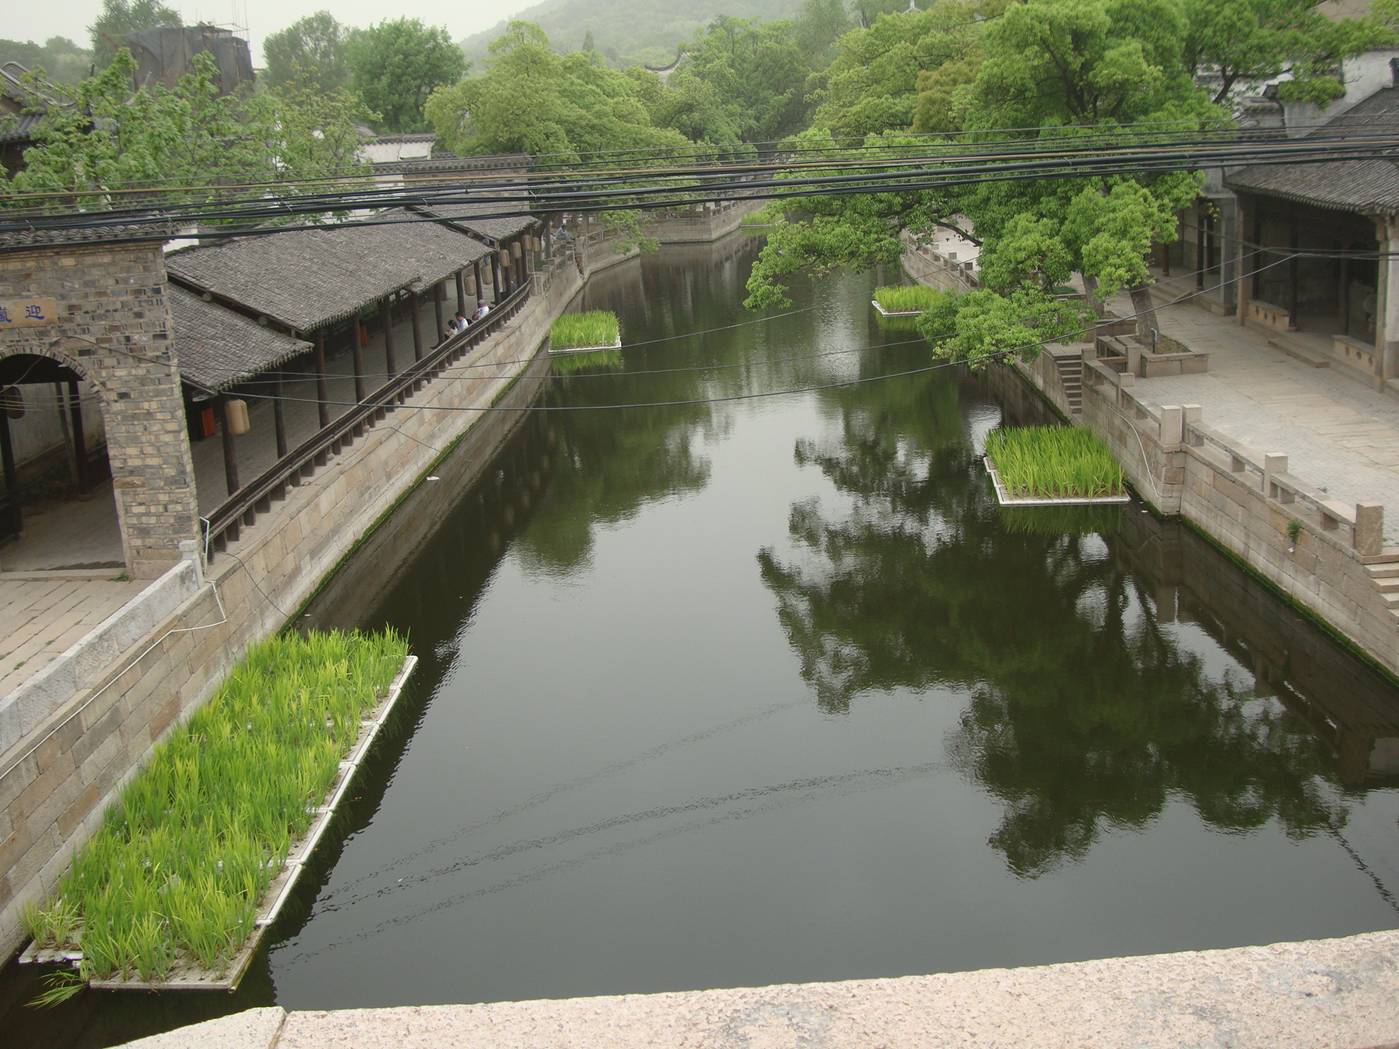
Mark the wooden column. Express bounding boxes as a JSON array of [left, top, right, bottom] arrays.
[[0, 408, 16, 495], [352, 322, 367, 403], [473, 259, 485, 310], [1195, 204, 1206, 290], [382, 298, 398, 376], [411, 291, 424, 361], [1251, 208, 1263, 299], [1340, 255, 1352, 335], [433, 281, 446, 342], [219, 394, 240, 496], [273, 375, 288, 458], [67, 378, 88, 494], [491, 252, 503, 302], [314, 331, 330, 428], [455, 270, 467, 316], [543, 221, 553, 261], [1288, 221, 1300, 330], [518, 237, 530, 281]]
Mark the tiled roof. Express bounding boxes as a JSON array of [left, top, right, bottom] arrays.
[[166, 210, 491, 333], [1226, 88, 1399, 214], [412, 195, 537, 244], [168, 285, 310, 393]]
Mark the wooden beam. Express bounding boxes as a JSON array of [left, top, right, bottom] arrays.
[[491, 252, 502, 302], [1288, 221, 1300, 330], [273, 375, 288, 458], [0, 406, 17, 494], [67, 379, 87, 494], [433, 282, 446, 343], [353, 321, 367, 403], [314, 331, 330, 428], [219, 395, 240, 496], [455, 270, 467, 316], [382, 297, 398, 377], [411, 291, 424, 361]]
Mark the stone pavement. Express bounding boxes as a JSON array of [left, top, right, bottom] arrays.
[[0, 576, 146, 698], [1110, 291, 1399, 546], [121, 930, 1399, 1049]]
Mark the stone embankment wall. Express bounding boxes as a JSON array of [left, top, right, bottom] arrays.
[[645, 200, 765, 243], [0, 258, 585, 955], [900, 241, 1399, 683]]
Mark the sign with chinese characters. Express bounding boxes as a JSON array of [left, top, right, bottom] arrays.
[[0, 299, 58, 328]]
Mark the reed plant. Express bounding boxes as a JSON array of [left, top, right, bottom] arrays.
[[985, 426, 1124, 499], [550, 311, 620, 350], [23, 629, 408, 992], [873, 285, 943, 313]]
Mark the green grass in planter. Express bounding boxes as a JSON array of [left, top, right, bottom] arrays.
[[22, 629, 408, 989], [873, 285, 943, 313], [985, 426, 1124, 499], [550, 310, 620, 350]]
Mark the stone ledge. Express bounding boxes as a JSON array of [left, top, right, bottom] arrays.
[[117, 929, 1399, 1049]]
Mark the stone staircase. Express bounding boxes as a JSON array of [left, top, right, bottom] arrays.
[[1053, 354, 1084, 415], [1364, 552, 1399, 621]]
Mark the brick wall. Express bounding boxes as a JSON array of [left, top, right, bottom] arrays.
[[0, 244, 199, 578]]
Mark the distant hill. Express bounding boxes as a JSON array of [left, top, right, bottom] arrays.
[[459, 0, 804, 69]]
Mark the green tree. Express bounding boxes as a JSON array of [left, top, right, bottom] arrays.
[[2, 50, 368, 210], [810, 1, 995, 140], [89, 0, 181, 68], [1184, 0, 1394, 105], [746, 0, 1224, 357], [347, 18, 467, 132], [425, 23, 689, 160], [663, 17, 813, 144], [263, 11, 350, 93]]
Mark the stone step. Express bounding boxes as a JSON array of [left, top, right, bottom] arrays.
[[1366, 562, 1399, 578], [1375, 579, 1399, 594], [1382, 591, 1399, 607], [1361, 549, 1399, 565]]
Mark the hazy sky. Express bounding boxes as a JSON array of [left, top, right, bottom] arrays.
[[6, 0, 538, 63]]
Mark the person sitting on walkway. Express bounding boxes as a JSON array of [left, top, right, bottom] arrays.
[[455, 311, 470, 332], [473, 300, 491, 322], [444, 317, 459, 340]]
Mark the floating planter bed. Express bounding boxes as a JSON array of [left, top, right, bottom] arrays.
[[548, 310, 622, 356], [20, 631, 414, 998], [984, 426, 1129, 507], [871, 285, 941, 318]]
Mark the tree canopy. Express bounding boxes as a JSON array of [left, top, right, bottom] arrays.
[[1, 50, 367, 210], [263, 11, 351, 94], [347, 18, 467, 133], [746, 0, 1389, 362], [425, 23, 690, 160]]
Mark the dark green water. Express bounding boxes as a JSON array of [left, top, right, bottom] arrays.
[[6, 237, 1399, 1047]]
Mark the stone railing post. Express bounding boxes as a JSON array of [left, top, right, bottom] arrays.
[[1263, 453, 1287, 498], [1158, 405, 1183, 448], [1355, 503, 1383, 557]]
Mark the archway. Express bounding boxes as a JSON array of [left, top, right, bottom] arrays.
[[0, 349, 124, 571], [0, 240, 201, 579]]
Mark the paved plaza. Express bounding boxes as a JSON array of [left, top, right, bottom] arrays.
[[1110, 291, 1399, 546], [0, 575, 146, 698]]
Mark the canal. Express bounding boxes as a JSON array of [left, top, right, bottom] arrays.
[[5, 235, 1398, 1046]]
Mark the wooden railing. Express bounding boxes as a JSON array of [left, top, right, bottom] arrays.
[[203, 281, 532, 560]]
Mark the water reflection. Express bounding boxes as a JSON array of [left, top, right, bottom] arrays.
[[759, 349, 1388, 879]]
